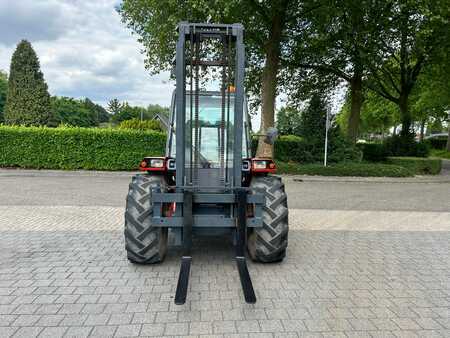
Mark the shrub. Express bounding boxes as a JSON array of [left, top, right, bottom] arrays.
[[276, 162, 412, 177], [386, 157, 442, 175], [425, 137, 448, 150], [359, 143, 388, 162], [383, 134, 430, 157], [118, 118, 163, 131], [0, 125, 166, 170], [326, 129, 363, 163], [252, 132, 361, 164]]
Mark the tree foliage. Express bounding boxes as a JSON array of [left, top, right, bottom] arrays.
[[337, 90, 400, 138], [5, 40, 53, 126], [0, 70, 7, 122], [51, 97, 110, 127], [287, 0, 390, 142], [365, 0, 449, 137], [299, 93, 327, 142], [107, 98, 122, 115], [276, 106, 301, 135]]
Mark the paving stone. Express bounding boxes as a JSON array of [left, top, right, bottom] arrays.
[[64, 326, 92, 338], [414, 317, 444, 330], [108, 313, 133, 325], [84, 314, 110, 326], [114, 324, 142, 337], [304, 319, 330, 332], [90, 325, 117, 337], [348, 318, 377, 331], [11, 326, 43, 338], [390, 318, 422, 330], [164, 322, 189, 335], [38, 326, 67, 338], [235, 320, 261, 333], [140, 323, 165, 336], [213, 320, 237, 334], [11, 314, 41, 326], [189, 321, 213, 335], [0, 327, 17, 338], [35, 314, 64, 326]]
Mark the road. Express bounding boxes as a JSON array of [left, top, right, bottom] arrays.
[[0, 169, 449, 211]]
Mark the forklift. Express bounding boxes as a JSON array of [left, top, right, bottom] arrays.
[[124, 22, 289, 305]]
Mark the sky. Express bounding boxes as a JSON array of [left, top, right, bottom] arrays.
[[0, 0, 174, 108]]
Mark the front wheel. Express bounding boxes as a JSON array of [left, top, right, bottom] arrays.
[[247, 175, 289, 262], [124, 174, 168, 264]]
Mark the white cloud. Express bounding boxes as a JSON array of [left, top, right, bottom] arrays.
[[0, 0, 174, 107]]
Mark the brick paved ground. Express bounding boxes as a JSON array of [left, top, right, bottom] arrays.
[[0, 170, 449, 337], [1, 209, 450, 337]]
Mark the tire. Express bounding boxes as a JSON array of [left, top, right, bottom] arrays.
[[247, 175, 289, 263], [124, 174, 168, 264]]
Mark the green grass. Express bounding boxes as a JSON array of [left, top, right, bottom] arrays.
[[430, 149, 450, 160], [386, 157, 442, 175], [277, 162, 413, 177]]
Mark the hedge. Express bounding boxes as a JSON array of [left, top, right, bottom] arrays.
[[0, 125, 166, 170], [360, 138, 430, 163], [252, 135, 361, 163], [425, 137, 448, 150], [386, 157, 442, 175], [277, 162, 413, 177], [118, 118, 163, 131], [358, 143, 387, 162], [430, 149, 450, 160]]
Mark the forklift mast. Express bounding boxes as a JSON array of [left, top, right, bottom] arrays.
[[174, 22, 245, 190]]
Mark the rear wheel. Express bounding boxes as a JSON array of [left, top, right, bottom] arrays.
[[124, 174, 168, 264], [248, 175, 289, 262]]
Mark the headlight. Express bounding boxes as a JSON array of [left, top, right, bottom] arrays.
[[150, 159, 164, 168], [253, 160, 267, 169]]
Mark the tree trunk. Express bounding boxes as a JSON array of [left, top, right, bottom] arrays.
[[347, 72, 363, 143], [399, 93, 412, 137], [419, 120, 425, 141], [256, 10, 283, 158]]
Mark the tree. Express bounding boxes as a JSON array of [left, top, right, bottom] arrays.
[[365, 0, 449, 138], [288, 0, 391, 143], [51, 97, 95, 127], [412, 60, 450, 139], [146, 104, 169, 120], [111, 102, 143, 124], [276, 106, 301, 135], [107, 98, 122, 115], [0, 70, 7, 122], [83, 98, 110, 123], [118, 0, 321, 158], [4, 40, 53, 126], [299, 93, 327, 142], [51, 96, 111, 127]]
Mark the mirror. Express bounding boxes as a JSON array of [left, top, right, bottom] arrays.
[[264, 127, 278, 145]]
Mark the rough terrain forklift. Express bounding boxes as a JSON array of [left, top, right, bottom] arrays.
[[124, 22, 288, 305]]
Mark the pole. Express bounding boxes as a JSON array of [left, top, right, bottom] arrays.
[[324, 106, 330, 167]]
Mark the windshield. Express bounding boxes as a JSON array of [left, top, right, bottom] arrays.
[[169, 92, 250, 166]]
